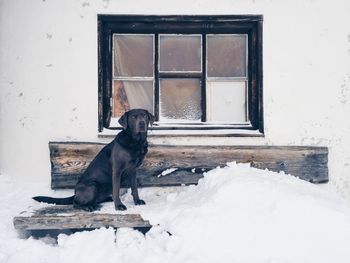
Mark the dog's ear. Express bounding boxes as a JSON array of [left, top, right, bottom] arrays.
[[147, 111, 155, 126], [118, 112, 128, 129]]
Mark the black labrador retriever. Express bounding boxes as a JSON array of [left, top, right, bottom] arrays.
[[33, 109, 155, 211]]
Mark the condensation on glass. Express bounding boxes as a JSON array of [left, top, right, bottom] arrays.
[[112, 34, 154, 118], [206, 34, 248, 123], [159, 79, 201, 122], [111, 33, 249, 124], [159, 35, 202, 72]]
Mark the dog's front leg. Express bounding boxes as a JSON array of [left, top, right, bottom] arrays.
[[112, 164, 127, 211], [127, 168, 146, 206]]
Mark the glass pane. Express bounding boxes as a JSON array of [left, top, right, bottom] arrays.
[[160, 79, 201, 122], [113, 35, 154, 77], [207, 35, 247, 77], [206, 81, 246, 122], [112, 80, 154, 118], [159, 35, 201, 72]]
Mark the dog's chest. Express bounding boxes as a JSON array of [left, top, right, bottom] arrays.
[[130, 147, 148, 167]]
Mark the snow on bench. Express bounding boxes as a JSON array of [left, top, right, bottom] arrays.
[[13, 142, 328, 235]]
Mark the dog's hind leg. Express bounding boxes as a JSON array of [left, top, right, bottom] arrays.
[[73, 184, 99, 212]]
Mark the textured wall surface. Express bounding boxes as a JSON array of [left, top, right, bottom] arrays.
[[0, 0, 350, 199]]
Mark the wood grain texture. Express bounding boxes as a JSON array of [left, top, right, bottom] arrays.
[[13, 205, 151, 231], [49, 142, 328, 189]]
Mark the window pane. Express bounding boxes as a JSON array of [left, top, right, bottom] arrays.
[[160, 79, 201, 122], [113, 35, 154, 77], [206, 81, 247, 122], [112, 80, 154, 118], [207, 35, 247, 77], [159, 35, 201, 72]]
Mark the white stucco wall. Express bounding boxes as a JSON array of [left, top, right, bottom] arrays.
[[1, 0, 350, 199]]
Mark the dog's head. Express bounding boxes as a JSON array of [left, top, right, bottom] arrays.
[[118, 109, 155, 134]]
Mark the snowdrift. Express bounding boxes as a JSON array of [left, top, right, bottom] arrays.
[[1, 162, 350, 263]]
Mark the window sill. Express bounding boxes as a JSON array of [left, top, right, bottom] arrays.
[[98, 128, 264, 138]]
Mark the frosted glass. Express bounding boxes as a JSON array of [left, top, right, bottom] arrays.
[[112, 80, 154, 117], [159, 35, 201, 72], [113, 35, 154, 77], [207, 35, 247, 77], [206, 81, 246, 122], [159, 79, 201, 122]]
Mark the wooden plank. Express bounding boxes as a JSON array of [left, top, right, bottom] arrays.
[[13, 205, 151, 231], [49, 142, 328, 189]]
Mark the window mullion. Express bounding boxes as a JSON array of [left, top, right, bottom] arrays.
[[201, 33, 207, 122], [154, 34, 160, 121], [158, 72, 202, 79]]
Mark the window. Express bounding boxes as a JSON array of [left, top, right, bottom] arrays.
[[98, 15, 263, 134]]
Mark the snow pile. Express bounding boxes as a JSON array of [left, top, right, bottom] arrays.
[[1, 163, 350, 263], [157, 167, 178, 177]]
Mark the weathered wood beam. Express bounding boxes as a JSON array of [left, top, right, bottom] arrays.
[[13, 205, 151, 231], [49, 142, 328, 189]]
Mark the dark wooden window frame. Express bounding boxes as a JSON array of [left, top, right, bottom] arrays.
[[98, 15, 263, 133]]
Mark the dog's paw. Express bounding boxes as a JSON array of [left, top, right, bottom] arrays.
[[134, 199, 146, 205], [81, 206, 96, 212], [116, 204, 127, 211]]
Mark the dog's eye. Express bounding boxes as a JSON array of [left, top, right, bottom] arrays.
[[131, 115, 136, 119], [141, 113, 146, 117]]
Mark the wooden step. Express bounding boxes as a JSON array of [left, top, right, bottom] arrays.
[[13, 205, 151, 232]]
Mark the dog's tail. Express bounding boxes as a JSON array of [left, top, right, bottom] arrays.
[[32, 195, 74, 205]]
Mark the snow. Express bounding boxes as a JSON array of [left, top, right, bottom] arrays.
[[1, 163, 350, 263], [157, 168, 178, 177]]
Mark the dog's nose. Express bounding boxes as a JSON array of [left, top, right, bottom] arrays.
[[139, 121, 146, 128]]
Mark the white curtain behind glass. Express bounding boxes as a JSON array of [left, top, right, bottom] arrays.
[[113, 35, 154, 117]]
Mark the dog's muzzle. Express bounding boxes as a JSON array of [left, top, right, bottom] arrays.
[[139, 121, 146, 131]]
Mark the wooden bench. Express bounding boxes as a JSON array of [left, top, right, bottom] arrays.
[[13, 142, 328, 236]]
